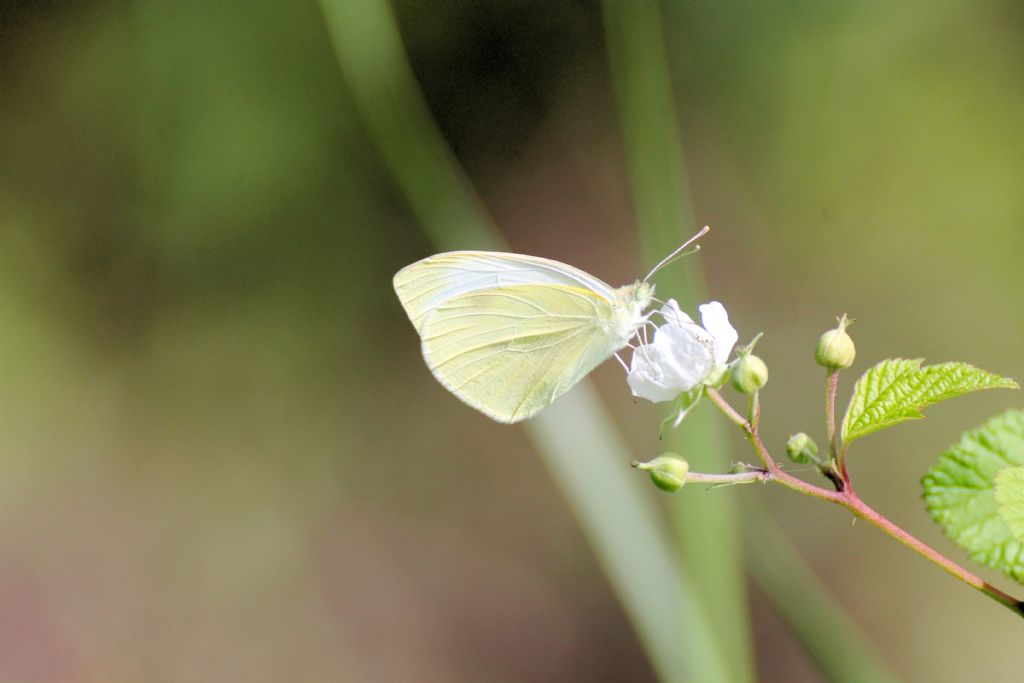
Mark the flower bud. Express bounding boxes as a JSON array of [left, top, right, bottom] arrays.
[[632, 453, 689, 493], [786, 432, 819, 464], [815, 314, 856, 369], [730, 353, 768, 394]]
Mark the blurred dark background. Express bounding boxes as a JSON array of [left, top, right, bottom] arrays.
[[2, 0, 1023, 680]]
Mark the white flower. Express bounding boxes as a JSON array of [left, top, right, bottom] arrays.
[[627, 300, 738, 403]]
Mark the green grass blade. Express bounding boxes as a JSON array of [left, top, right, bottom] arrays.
[[601, 2, 755, 681], [529, 386, 729, 683], [603, 3, 903, 680], [318, 0, 497, 249], [319, 1, 731, 679]]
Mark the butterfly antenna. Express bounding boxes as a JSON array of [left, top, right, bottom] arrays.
[[642, 225, 710, 282]]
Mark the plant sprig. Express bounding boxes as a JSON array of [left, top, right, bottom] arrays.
[[636, 316, 1024, 618]]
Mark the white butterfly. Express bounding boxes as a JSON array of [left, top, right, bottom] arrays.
[[393, 228, 708, 423]]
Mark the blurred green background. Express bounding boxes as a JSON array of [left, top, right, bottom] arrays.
[[2, 0, 1024, 680]]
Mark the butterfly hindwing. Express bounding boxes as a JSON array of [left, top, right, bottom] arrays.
[[420, 283, 618, 423]]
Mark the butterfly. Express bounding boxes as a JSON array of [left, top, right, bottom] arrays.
[[393, 227, 708, 423]]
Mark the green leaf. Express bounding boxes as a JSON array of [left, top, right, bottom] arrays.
[[995, 465, 1024, 542], [922, 409, 1024, 583], [841, 359, 1017, 443]]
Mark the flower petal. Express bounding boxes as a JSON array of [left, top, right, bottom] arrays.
[[629, 302, 725, 401], [627, 346, 683, 402], [653, 324, 713, 389], [659, 299, 694, 327], [699, 301, 738, 366]]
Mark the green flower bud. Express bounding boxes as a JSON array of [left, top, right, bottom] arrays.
[[730, 353, 768, 394], [632, 453, 689, 493], [815, 314, 856, 369], [786, 432, 819, 464]]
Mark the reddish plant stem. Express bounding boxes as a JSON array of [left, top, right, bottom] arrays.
[[825, 369, 850, 486], [825, 370, 839, 456], [707, 389, 842, 504], [844, 492, 1024, 616], [704, 387, 1024, 619]]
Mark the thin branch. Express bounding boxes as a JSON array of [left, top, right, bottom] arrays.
[[706, 387, 747, 430], [705, 385, 1024, 618], [826, 369, 840, 460], [705, 388, 843, 504], [845, 493, 1024, 618], [825, 369, 850, 489], [686, 469, 770, 486]]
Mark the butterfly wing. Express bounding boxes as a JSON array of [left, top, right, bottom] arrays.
[[393, 251, 615, 333], [419, 283, 621, 423]]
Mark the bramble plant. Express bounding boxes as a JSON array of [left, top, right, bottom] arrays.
[[633, 303, 1024, 617], [394, 230, 1024, 619]]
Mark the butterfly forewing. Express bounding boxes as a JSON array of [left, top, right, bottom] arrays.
[[393, 251, 614, 332], [420, 283, 620, 423]]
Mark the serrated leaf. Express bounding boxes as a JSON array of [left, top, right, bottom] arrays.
[[995, 466, 1024, 542], [922, 410, 1024, 584], [841, 359, 1017, 443]]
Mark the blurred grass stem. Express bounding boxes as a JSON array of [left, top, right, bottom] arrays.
[[601, 3, 754, 680], [319, 0, 731, 679]]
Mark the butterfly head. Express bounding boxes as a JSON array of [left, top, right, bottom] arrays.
[[609, 281, 655, 344], [629, 280, 655, 310]]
